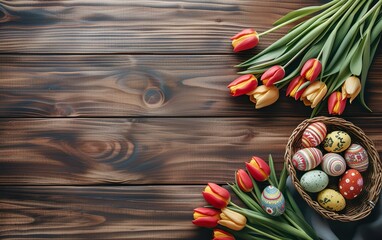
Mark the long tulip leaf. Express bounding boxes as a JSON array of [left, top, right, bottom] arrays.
[[273, 6, 324, 26], [350, 36, 367, 76]]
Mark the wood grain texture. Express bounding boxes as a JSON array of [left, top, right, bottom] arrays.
[[0, 186, 211, 239], [0, 0, 319, 54], [1, 117, 381, 185], [1, 54, 381, 117]]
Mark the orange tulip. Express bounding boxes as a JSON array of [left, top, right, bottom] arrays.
[[261, 65, 285, 87], [328, 91, 347, 115], [245, 156, 270, 182], [286, 76, 308, 100], [301, 58, 322, 82], [213, 229, 235, 240], [230, 28, 259, 52], [192, 207, 221, 228], [227, 74, 258, 96], [236, 169, 253, 192], [202, 183, 231, 209]]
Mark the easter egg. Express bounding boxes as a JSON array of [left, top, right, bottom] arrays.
[[321, 153, 347, 177], [339, 169, 363, 200], [302, 122, 327, 148], [300, 170, 329, 193], [317, 189, 346, 212], [323, 131, 351, 153], [344, 144, 369, 172], [261, 186, 285, 216], [292, 147, 323, 171]]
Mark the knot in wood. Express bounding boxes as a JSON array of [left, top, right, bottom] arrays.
[[143, 87, 165, 108]]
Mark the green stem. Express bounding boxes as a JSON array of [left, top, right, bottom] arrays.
[[245, 224, 281, 240]]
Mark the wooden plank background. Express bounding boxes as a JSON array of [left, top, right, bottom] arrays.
[[0, 0, 381, 239]]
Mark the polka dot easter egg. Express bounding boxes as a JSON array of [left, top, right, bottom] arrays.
[[323, 131, 351, 153], [292, 147, 323, 171], [321, 153, 347, 177], [260, 186, 285, 216], [339, 169, 363, 200], [300, 170, 329, 193], [344, 144, 369, 172], [302, 122, 327, 148]]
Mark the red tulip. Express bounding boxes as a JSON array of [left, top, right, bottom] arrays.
[[328, 91, 347, 115], [286, 75, 308, 100], [227, 74, 258, 96], [236, 169, 253, 192], [261, 65, 285, 87], [202, 183, 231, 209], [301, 58, 322, 82], [192, 207, 221, 228], [230, 28, 259, 52], [245, 156, 270, 182], [213, 229, 235, 240]]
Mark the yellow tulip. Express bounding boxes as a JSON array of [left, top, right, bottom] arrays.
[[300, 81, 327, 108], [248, 85, 279, 109], [342, 76, 361, 103], [218, 208, 247, 231]]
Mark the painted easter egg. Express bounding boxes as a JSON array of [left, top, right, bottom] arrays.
[[300, 170, 329, 193], [339, 169, 363, 200], [321, 153, 347, 177], [317, 189, 346, 212], [344, 144, 369, 172], [292, 147, 323, 171], [261, 186, 285, 216], [323, 131, 351, 153], [302, 122, 327, 148]]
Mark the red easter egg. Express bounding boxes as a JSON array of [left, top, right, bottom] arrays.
[[339, 169, 363, 200]]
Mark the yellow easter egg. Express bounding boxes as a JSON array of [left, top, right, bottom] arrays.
[[317, 189, 346, 212], [323, 131, 351, 153]]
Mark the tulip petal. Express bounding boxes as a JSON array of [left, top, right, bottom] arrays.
[[202, 192, 228, 209], [233, 34, 259, 52], [230, 28, 255, 40], [208, 183, 230, 200], [192, 217, 219, 228]]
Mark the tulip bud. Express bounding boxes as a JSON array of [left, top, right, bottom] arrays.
[[227, 74, 258, 96], [192, 207, 221, 228], [219, 208, 247, 231], [248, 85, 279, 109], [342, 76, 361, 103], [236, 169, 253, 192], [213, 229, 235, 240], [301, 58, 322, 82], [245, 156, 270, 182], [286, 76, 308, 100], [300, 81, 327, 108], [202, 183, 231, 209], [328, 91, 347, 115], [261, 65, 285, 87], [230, 28, 259, 53]]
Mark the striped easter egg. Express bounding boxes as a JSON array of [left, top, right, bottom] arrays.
[[322, 153, 347, 176], [302, 122, 327, 148], [261, 186, 285, 216], [344, 144, 369, 172], [292, 147, 323, 171]]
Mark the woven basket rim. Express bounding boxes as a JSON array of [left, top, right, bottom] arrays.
[[285, 116, 382, 222]]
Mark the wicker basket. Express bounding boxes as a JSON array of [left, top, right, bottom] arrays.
[[285, 116, 382, 222]]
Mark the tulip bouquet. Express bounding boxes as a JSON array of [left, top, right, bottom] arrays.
[[192, 155, 320, 240], [228, 0, 382, 116]]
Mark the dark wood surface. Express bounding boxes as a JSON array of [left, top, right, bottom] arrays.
[[0, 0, 381, 239]]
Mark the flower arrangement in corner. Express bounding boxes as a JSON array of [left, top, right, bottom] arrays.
[[228, 0, 382, 117], [192, 155, 320, 240]]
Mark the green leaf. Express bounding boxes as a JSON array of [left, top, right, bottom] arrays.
[[350, 36, 367, 76], [273, 6, 323, 26], [268, 154, 278, 187]]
